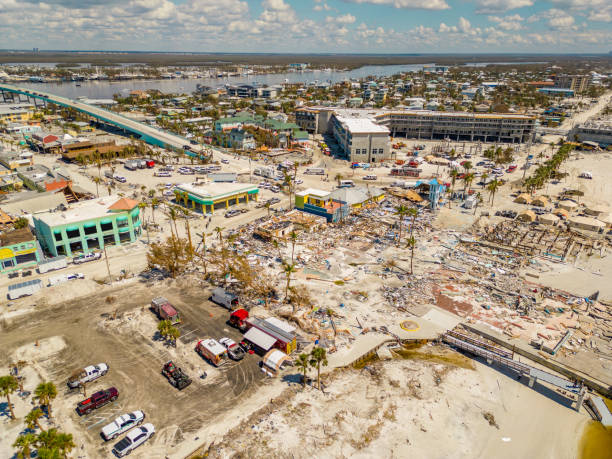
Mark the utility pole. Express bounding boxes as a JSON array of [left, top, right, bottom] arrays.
[[103, 244, 112, 285]]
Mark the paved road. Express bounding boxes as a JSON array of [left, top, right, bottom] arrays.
[[0, 83, 196, 151]]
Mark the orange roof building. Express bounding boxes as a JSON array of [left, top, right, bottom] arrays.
[[108, 198, 139, 211]]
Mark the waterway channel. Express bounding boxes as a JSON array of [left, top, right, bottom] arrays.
[[4, 61, 546, 100]]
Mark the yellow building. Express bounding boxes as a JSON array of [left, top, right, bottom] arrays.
[[0, 103, 34, 123], [174, 182, 259, 215]]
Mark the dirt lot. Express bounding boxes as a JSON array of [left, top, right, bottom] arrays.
[[0, 279, 266, 458]]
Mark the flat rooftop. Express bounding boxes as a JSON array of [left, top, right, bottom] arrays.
[[176, 182, 258, 200], [34, 195, 130, 227], [335, 115, 390, 134]]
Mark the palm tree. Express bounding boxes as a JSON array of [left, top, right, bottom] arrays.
[[34, 382, 58, 419], [481, 172, 489, 189], [334, 173, 343, 185], [462, 161, 473, 173], [36, 428, 74, 458], [25, 407, 46, 432], [214, 226, 224, 247], [449, 169, 458, 207], [296, 353, 309, 387], [406, 236, 416, 275], [309, 347, 328, 390], [167, 326, 181, 347], [487, 178, 500, 206], [168, 206, 179, 237], [150, 198, 159, 223], [0, 374, 19, 419], [157, 320, 171, 341], [13, 433, 36, 459], [180, 207, 193, 257], [463, 172, 475, 194], [283, 262, 296, 300], [393, 205, 409, 245], [93, 176, 101, 197], [289, 230, 299, 263]]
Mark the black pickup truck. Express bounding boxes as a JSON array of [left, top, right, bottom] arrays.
[[76, 387, 118, 415]]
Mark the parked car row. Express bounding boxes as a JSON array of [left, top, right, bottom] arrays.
[[67, 363, 155, 455]]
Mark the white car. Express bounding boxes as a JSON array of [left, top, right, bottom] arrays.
[[221, 159, 230, 164], [67, 363, 108, 388], [112, 423, 155, 457], [73, 252, 101, 264], [101, 411, 145, 441], [219, 337, 245, 361]]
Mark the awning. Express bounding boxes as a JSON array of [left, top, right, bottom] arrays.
[[100, 218, 113, 224], [116, 216, 128, 221], [83, 222, 97, 228], [243, 327, 276, 351], [66, 225, 79, 231]]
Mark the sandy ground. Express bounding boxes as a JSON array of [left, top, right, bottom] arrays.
[[204, 345, 588, 459], [1, 90, 610, 459]]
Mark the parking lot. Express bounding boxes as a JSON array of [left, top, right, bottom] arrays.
[[0, 280, 266, 457]]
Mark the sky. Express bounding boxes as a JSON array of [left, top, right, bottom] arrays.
[[0, 0, 611, 54]]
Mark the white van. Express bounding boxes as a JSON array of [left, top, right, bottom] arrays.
[[363, 175, 377, 181], [338, 180, 355, 188], [305, 168, 325, 175]]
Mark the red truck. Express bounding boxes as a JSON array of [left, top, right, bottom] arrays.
[[229, 309, 249, 332], [151, 297, 181, 324], [76, 387, 118, 415]]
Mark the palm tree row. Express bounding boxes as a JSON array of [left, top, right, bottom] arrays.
[[524, 143, 573, 194], [295, 346, 328, 390]]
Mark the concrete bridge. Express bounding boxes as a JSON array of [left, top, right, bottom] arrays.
[[0, 83, 203, 153]]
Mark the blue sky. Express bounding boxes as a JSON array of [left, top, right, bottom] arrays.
[[0, 0, 610, 53]]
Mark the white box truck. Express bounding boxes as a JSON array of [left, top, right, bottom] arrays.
[[8, 279, 43, 300], [211, 288, 239, 310], [37, 256, 68, 274]]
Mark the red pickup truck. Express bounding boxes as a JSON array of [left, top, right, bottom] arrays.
[[77, 387, 118, 415]]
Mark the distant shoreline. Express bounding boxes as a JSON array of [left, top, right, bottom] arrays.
[[1, 51, 610, 68]]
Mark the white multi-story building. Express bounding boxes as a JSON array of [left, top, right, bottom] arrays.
[[331, 114, 390, 163]]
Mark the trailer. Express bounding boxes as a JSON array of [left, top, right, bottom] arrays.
[[151, 297, 181, 324], [125, 160, 139, 171], [390, 167, 421, 177], [254, 166, 276, 179], [211, 288, 239, 310], [8, 279, 43, 300], [195, 339, 228, 366], [37, 256, 67, 274]]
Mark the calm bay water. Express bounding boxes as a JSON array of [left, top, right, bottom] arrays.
[[9, 64, 428, 99]]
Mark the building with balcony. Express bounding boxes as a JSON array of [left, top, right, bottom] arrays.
[[33, 196, 141, 257], [375, 111, 535, 143], [553, 74, 590, 93]]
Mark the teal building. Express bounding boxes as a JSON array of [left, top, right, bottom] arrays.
[[33, 196, 141, 257], [0, 227, 41, 273]]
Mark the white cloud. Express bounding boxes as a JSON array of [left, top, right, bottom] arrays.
[[262, 0, 291, 11], [342, 0, 450, 11], [528, 9, 576, 29], [326, 13, 356, 24], [474, 0, 533, 14], [488, 14, 524, 31]]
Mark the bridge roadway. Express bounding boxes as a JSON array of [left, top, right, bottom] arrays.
[[0, 83, 200, 152]]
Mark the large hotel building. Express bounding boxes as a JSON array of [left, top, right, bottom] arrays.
[[296, 107, 536, 162]]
